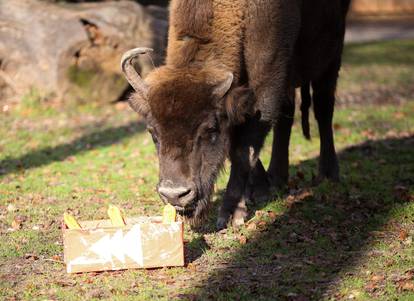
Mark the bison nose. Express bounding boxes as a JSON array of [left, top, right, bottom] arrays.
[[158, 184, 195, 207]]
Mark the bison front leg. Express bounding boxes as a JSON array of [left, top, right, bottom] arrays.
[[217, 116, 270, 230]]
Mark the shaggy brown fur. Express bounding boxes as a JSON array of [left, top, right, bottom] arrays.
[[167, 0, 246, 79], [146, 66, 216, 154]]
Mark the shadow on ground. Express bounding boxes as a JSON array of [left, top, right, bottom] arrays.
[[190, 135, 413, 300], [0, 121, 145, 177]]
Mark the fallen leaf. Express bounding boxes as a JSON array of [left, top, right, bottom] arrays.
[[268, 211, 277, 222], [399, 229, 408, 241], [238, 235, 247, 245], [24, 253, 39, 260], [393, 111, 406, 119], [7, 204, 16, 212], [297, 189, 313, 201], [11, 215, 27, 230], [272, 253, 286, 260], [385, 259, 395, 267], [403, 236, 412, 246], [352, 161, 360, 168], [87, 288, 106, 299], [187, 262, 197, 272], [257, 220, 267, 230], [365, 282, 379, 293], [254, 210, 266, 218], [52, 255, 61, 261], [55, 279, 76, 287], [397, 281, 414, 292], [286, 195, 297, 208], [371, 275, 384, 282], [247, 222, 257, 231], [361, 129, 376, 139]]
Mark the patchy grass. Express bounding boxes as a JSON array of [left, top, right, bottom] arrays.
[[338, 39, 414, 105], [1, 40, 414, 300]]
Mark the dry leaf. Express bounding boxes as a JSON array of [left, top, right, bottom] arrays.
[[52, 255, 61, 261], [24, 253, 39, 260], [247, 223, 257, 231], [286, 195, 297, 208], [268, 211, 277, 222], [393, 112, 405, 119], [187, 262, 197, 272], [397, 281, 414, 292], [365, 282, 378, 293], [11, 219, 21, 230], [297, 189, 313, 201], [238, 235, 247, 245], [399, 229, 409, 241], [7, 204, 16, 212], [254, 210, 266, 218], [371, 275, 384, 282]]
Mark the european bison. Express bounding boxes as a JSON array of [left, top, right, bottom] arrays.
[[121, 0, 351, 229]]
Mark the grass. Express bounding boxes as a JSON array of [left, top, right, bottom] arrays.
[[1, 40, 414, 300]]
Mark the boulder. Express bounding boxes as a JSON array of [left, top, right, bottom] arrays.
[[0, 0, 168, 103]]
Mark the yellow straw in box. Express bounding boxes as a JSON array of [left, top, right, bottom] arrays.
[[107, 204, 126, 227], [64, 203, 176, 229], [63, 213, 82, 229], [162, 203, 176, 224]]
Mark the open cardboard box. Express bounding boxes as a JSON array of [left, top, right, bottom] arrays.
[[63, 216, 184, 273]]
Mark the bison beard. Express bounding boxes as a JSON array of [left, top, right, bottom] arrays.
[[121, 0, 350, 229]]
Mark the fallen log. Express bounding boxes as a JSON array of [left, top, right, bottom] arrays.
[[0, 0, 168, 103]]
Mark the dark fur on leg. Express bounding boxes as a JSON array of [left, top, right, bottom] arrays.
[[300, 82, 312, 140]]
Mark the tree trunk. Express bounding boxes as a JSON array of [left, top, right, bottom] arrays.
[[0, 0, 168, 103]]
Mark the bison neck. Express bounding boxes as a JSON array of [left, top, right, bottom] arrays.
[[166, 0, 246, 81]]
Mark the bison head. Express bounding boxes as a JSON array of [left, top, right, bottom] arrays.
[[121, 48, 255, 224]]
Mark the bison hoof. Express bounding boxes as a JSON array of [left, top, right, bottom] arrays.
[[217, 204, 248, 230], [232, 207, 248, 228]]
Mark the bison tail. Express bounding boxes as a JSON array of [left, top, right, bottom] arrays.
[[300, 82, 312, 140]]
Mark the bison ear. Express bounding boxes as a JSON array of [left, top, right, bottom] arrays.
[[128, 92, 150, 117], [212, 72, 233, 99], [224, 86, 256, 124]]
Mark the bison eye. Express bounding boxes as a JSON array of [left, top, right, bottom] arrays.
[[147, 126, 159, 146], [205, 127, 219, 144], [210, 132, 218, 144], [151, 132, 159, 145]]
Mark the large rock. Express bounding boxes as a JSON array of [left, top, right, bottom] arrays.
[[0, 0, 168, 103]]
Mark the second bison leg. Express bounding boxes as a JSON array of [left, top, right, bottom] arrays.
[[245, 158, 271, 203], [267, 98, 295, 189], [312, 63, 340, 181], [217, 115, 270, 229]]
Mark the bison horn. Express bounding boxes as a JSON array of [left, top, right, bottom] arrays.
[[121, 47, 153, 99]]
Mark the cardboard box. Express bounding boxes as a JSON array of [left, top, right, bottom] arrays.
[[63, 217, 184, 273]]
